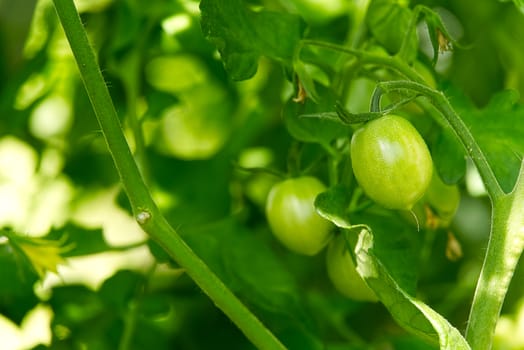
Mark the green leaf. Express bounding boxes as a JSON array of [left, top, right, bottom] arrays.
[[98, 270, 144, 312], [183, 218, 306, 320], [0, 244, 39, 324], [200, 0, 304, 80], [353, 229, 471, 349], [432, 127, 466, 185], [315, 195, 420, 295], [315, 184, 352, 228], [352, 212, 420, 295], [366, 0, 417, 61], [283, 86, 351, 146], [458, 90, 524, 193], [500, 0, 524, 14], [44, 223, 111, 257], [294, 60, 320, 102]]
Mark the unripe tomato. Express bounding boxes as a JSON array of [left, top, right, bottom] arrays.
[[326, 234, 378, 302], [265, 177, 334, 255], [425, 173, 460, 224], [350, 115, 433, 210]]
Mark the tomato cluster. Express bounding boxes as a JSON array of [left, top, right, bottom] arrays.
[[263, 113, 458, 302]]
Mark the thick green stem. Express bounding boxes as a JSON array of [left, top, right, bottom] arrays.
[[51, 1, 285, 349], [375, 80, 524, 350], [465, 162, 524, 349]]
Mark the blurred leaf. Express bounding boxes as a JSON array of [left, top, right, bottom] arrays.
[[457, 90, 524, 192], [353, 229, 471, 349], [48, 284, 118, 350], [366, 0, 417, 61], [98, 270, 144, 312], [0, 243, 39, 324], [50, 285, 105, 325], [294, 60, 320, 102], [183, 218, 308, 322], [223, 229, 305, 319], [283, 86, 351, 146], [500, 0, 524, 13], [143, 89, 179, 120], [200, 0, 304, 80], [432, 127, 466, 185], [139, 294, 172, 319], [147, 239, 176, 266], [44, 223, 111, 257]]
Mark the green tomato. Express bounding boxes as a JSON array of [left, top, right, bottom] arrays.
[[326, 234, 378, 302], [265, 177, 334, 256], [425, 172, 460, 224], [351, 115, 433, 210]]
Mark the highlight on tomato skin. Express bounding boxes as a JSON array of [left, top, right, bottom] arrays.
[[265, 176, 334, 256], [350, 114, 433, 210], [326, 234, 378, 302]]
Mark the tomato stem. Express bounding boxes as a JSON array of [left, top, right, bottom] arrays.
[[51, 1, 286, 349], [465, 161, 524, 350], [299, 39, 426, 84]]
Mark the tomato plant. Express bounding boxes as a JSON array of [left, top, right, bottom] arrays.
[[1, 0, 524, 350], [326, 233, 378, 302], [265, 177, 334, 255], [351, 114, 433, 210]]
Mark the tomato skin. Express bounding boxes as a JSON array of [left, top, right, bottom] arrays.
[[265, 177, 334, 256], [326, 234, 378, 302], [425, 173, 460, 224], [350, 115, 433, 210]]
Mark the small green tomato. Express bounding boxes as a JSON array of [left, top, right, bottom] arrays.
[[425, 173, 461, 224], [326, 234, 378, 302], [265, 176, 333, 255], [350, 115, 433, 210]]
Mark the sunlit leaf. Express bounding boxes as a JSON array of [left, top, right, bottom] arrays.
[[200, 0, 305, 80], [353, 229, 471, 349], [456, 90, 524, 193], [315, 185, 352, 228]]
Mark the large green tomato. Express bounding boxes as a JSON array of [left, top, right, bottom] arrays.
[[326, 234, 378, 302], [351, 115, 433, 210], [265, 177, 334, 256]]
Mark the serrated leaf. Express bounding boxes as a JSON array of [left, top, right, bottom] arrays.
[[283, 86, 351, 145], [433, 127, 466, 185], [457, 90, 524, 193], [200, 0, 304, 80], [353, 229, 471, 349]]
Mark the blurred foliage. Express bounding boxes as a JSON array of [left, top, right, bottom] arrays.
[[0, 0, 523, 349]]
